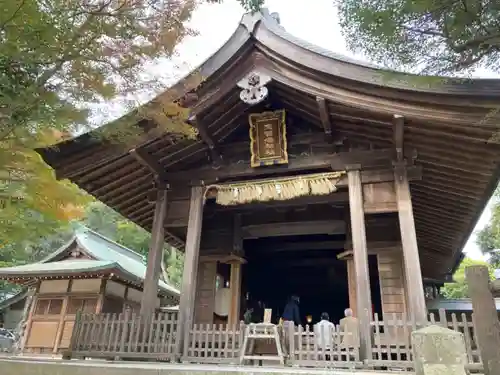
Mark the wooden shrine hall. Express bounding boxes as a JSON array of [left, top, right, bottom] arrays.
[[37, 9, 500, 364]]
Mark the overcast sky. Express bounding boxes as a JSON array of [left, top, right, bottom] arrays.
[[109, 0, 498, 261]]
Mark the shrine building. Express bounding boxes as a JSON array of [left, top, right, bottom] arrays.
[[35, 9, 500, 361], [0, 227, 179, 354]]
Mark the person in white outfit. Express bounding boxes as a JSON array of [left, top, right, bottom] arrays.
[[314, 312, 335, 353]]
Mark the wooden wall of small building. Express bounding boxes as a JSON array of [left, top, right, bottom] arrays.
[[377, 251, 408, 319], [102, 280, 160, 314], [346, 249, 408, 320], [25, 279, 102, 354], [24, 279, 163, 354]]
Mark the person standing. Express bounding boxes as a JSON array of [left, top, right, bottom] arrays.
[[339, 308, 360, 350], [282, 295, 301, 326], [314, 312, 335, 351]]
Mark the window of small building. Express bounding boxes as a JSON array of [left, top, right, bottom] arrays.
[[67, 297, 98, 314], [34, 299, 63, 315]]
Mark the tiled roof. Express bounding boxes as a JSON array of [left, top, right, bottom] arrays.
[[0, 226, 180, 298]]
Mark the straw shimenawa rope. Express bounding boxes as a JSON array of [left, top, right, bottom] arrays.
[[206, 171, 346, 206]]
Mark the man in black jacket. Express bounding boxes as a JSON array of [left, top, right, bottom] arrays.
[[282, 295, 301, 326]]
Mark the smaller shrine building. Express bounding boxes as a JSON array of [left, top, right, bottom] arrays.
[[0, 227, 180, 354]]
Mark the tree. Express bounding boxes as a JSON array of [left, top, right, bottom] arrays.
[[441, 257, 494, 299], [336, 1, 500, 75], [476, 186, 500, 267], [81, 201, 184, 287], [0, 0, 263, 247]]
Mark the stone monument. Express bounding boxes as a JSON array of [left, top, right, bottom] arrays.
[[412, 325, 468, 375]]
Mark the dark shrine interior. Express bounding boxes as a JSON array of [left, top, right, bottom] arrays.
[[241, 233, 382, 325]]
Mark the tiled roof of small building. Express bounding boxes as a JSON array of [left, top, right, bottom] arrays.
[[0, 226, 180, 298]]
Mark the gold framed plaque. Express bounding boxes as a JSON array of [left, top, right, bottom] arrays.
[[249, 110, 288, 168]]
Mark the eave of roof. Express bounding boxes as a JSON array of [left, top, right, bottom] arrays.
[[0, 260, 117, 277], [36, 8, 500, 161], [0, 260, 176, 299]]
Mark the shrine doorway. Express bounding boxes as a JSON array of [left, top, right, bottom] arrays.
[[243, 234, 382, 325]]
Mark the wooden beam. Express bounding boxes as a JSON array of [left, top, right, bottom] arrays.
[[140, 187, 168, 316], [258, 257, 348, 268], [249, 240, 346, 253], [242, 220, 346, 238], [129, 148, 167, 182], [393, 115, 404, 162], [316, 96, 333, 140], [189, 115, 223, 166], [165, 148, 419, 184]]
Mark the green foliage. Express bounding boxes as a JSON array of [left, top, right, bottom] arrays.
[[79, 201, 184, 287], [210, 0, 263, 12], [441, 257, 494, 299], [476, 186, 500, 267], [336, 0, 500, 75], [0, 0, 227, 247]]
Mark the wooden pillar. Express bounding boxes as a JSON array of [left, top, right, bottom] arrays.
[[347, 166, 372, 359], [96, 279, 107, 314], [140, 187, 168, 316], [465, 265, 500, 375], [176, 186, 204, 357], [394, 164, 426, 323], [346, 258, 358, 317], [228, 261, 242, 327], [20, 283, 39, 352], [194, 260, 217, 324]]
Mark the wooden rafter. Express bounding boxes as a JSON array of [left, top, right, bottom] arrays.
[[188, 115, 223, 166], [129, 148, 167, 183], [316, 96, 333, 140]]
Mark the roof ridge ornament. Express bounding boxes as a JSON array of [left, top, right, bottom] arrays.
[[270, 12, 280, 25], [240, 8, 282, 34], [237, 70, 271, 105]]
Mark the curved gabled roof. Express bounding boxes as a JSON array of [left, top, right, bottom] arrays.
[[36, 9, 500, 280], [172, 8, 500, 99], [0, 227, 180, 299]]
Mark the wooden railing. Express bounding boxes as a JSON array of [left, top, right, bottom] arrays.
[[369, 310, 482, 371], [64, 308, 485, 371], [182, 322, 245, 364], [65, 311, 178, 361], [287, 324, 361, 368]]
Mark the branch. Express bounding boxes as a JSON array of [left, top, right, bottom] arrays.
[[35, 0, 114, 88], [0, 0, 26, 33]]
